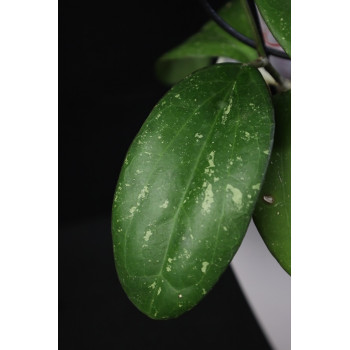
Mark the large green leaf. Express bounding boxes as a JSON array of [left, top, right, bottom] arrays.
[[155, 1, 257, 85], [255, 0, 291, 57], [112, 63, 274, 319], [253, 90, 291, 274]]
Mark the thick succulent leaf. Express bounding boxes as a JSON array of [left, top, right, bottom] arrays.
[[255, 0, 291, 57], [155, 1, 257, 85], [112, 63, 274, 319], [253, 90, 291, 274]]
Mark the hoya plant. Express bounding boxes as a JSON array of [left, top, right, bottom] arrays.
[[112, 0, 290, 320]]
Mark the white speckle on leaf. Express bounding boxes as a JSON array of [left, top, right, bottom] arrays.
[[202, 288, 207, 295], [205, 151, 215, 176], [166, 266, 171, 272], [183, 248, 191, 259], [201, 262, 209, 273], [149, 282, 156, 289], [138, 186, 149, 200], [129, 186, 149, 217], [178, 294, 183, 298], [143, 230, 153, 241], [129, 206, 137, 216], [214, 177, 219, 182], [243, 131, 251, 141], [226, 184, 243, 209], [249, 102, 257, 112], [252, 183, 261, 190], [160, 200, 169, 208], [135, 169, 143, 175], [202, 183, 214, 214], [157, 287, 162, 295], [195, 133, 203, 139], [223, 226, 228, 231], [175, 93, 180, 98], [222, 97, 233, 124], [263, 150, 269, 155], [208, 151, 215, 168], [168, 258, 173, 263]]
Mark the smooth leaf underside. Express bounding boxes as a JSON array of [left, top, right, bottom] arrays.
[[112, 63, 274, 319], [155, 0, 257, 85], [255, 0, 291, 57], [253, 90, 291, 274]]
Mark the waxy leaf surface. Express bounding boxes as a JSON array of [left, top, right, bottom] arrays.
[[255, 0, 291, 57], [112, 63, 274, 319], [253, 90, 291, 274], [156, 0, 257, 85]]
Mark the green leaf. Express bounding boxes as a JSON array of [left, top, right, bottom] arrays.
[[155, 1, 257, 85], [112, 63, 274, 319], [253, 90, 291, 274], [155, 57, 213, 87], [255, 0, 291, 57]]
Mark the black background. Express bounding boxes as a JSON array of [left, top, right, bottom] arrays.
[[59, 0, 272, 348]]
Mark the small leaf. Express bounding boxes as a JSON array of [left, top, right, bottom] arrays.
[[255, 0, 291, 57], [155, 1, 257, 85], [253, 90, 291, 274], [112, 63, 274, 319]]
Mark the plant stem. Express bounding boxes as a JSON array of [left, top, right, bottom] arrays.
[[243, 0, 267, 58], [264, 63, 290, 91], [241, 0, 289, 91]]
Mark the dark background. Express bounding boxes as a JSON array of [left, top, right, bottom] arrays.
[[59, 0, 272, 348]]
